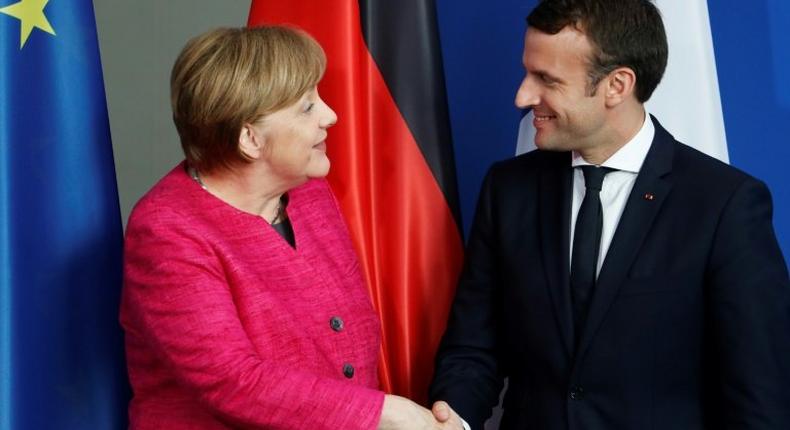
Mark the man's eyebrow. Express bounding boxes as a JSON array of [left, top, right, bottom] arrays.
[[529, 68, 564, 83]]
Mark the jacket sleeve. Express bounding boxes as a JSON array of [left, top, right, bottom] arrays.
[[707, 178, 790, 428], [429, 165, 505, 429], [121, 206, 384, 430]]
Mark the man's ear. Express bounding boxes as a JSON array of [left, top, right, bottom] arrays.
[[238, 123, 263, 160], [604, 66, 637, 108]]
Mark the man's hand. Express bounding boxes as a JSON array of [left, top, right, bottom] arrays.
[[377, 395, 463, 430], [431, 401, 466, 430]]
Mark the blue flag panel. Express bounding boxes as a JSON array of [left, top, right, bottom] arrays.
[[0, 0, 128, 428]]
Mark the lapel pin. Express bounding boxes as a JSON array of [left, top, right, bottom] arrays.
[[643, 193, 655, 201]]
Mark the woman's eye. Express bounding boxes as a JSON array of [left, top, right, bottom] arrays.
[[303, 103, 315, 113]]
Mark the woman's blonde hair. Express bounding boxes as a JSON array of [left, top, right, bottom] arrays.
[[171, 25, 326, 173]]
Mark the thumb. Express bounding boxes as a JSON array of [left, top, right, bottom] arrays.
[[431, 401, 451, 422]]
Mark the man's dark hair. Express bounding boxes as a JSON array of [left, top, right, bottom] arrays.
[[527, 0, 668, 103]]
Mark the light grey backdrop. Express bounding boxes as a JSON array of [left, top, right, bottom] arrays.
[[95, 0, 251, 226]]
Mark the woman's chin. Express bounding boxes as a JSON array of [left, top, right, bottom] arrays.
[[307, 159, 331, 179]]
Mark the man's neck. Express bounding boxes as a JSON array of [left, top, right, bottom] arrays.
[[578, 105, 646, 165]]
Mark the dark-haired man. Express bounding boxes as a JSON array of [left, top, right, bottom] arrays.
[[429, 0, 790, 428]]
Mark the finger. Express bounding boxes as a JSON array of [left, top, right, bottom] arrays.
[[431, 401, 451, 422]]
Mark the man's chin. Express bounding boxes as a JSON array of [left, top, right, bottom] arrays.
[[534, 134, 568, 152], [533, 130, 550, 149], [534, 138, 552, 151]]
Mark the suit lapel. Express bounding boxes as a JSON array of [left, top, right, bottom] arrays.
[[576, 117, 675, 360], [539, 152, 575, 359]]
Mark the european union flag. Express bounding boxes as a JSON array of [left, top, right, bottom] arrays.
[[0, 0, 128, 428]]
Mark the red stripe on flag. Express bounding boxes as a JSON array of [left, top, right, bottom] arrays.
[[249, 1, 464, 403]]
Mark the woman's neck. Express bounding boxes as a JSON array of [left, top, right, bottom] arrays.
[[193, 165, 289, 224]]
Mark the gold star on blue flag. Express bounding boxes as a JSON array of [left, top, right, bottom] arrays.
[[0, 0, 56, 48]]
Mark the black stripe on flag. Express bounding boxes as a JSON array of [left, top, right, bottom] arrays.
[[358, 0, 462, 229]]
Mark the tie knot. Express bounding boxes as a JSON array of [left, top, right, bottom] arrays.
[[580, 166, 614, 191]]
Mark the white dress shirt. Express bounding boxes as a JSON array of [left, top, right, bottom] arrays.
[[569, 113, 655, 276]]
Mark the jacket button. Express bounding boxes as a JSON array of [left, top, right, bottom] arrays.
[[329, 316, 344, 332], [343, 363, 355, 378], [569, 385, 584, 400]]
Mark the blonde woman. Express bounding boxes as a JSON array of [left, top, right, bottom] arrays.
[[121, 26, 461, 430]]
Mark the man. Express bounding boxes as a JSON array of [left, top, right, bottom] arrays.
[[429, 0, 790, 429]]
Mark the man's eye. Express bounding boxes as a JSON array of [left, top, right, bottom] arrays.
[[303, 103, 315, 113]]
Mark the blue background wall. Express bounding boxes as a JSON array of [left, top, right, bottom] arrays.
[[436, 0, 790, 263]]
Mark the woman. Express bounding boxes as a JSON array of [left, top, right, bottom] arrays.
[[120, 26, 461, 429]]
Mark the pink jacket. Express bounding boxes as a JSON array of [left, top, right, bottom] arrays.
[[121, 163, 384, 429]]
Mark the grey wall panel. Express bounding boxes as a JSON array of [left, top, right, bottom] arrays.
[[95, 0, 251, 226]]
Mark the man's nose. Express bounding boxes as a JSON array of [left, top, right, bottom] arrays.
[[515, 77, 539, 109]]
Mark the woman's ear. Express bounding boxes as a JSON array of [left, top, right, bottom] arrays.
[[238, 123, 263, 160]]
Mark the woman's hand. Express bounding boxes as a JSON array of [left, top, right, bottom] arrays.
[[378, 395, 463, 430]]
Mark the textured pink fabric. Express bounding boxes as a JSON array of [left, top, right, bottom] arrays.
[[121, 163, 385, 429]]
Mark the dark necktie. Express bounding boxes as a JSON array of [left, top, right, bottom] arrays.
[[571, 165, 614, 341]]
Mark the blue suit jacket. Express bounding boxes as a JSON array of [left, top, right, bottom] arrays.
[[430, 117, 790, 429]]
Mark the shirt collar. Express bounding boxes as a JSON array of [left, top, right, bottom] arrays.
[[571, 112, 655, 173]]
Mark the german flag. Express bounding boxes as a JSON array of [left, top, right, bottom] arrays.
[[248, 0, 464, 404]]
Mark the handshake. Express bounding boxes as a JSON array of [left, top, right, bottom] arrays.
[[378, 395, 466, 430]]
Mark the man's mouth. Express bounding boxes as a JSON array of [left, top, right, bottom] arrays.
[[534, 113, 556, 122]]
